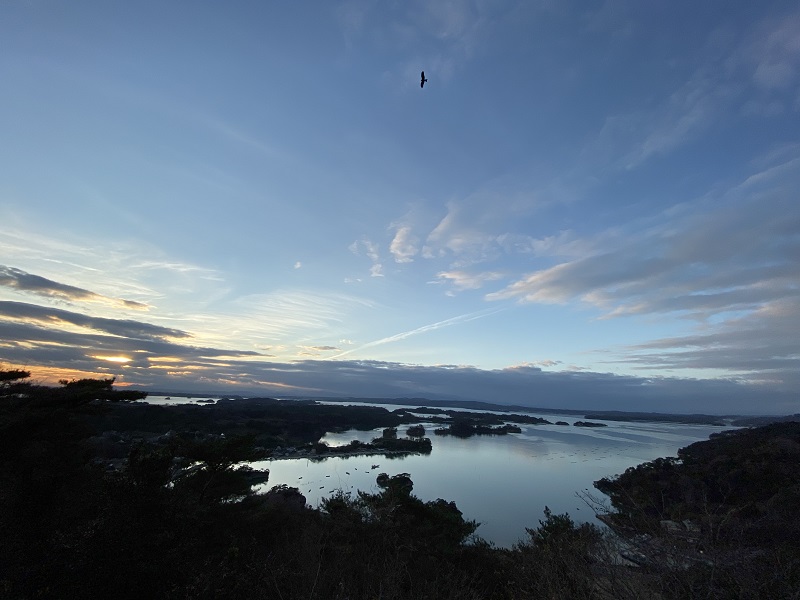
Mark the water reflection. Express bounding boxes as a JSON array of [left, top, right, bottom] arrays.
[[255, 410, 731, 548]]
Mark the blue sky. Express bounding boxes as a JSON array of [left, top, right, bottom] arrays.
[[1, 1, 799, 414]]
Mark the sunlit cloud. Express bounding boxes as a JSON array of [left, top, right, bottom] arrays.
[[486, 155, 800, 388], [414, 184, 556, 269], [389, 225, 419, 263], [436, 270, 504, 291], [349, 238, 384, 278], [423, 201, 497, 264], [93, 355, 132, 364]]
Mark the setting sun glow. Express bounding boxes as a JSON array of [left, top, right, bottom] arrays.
[[93, 355, 131, 364]]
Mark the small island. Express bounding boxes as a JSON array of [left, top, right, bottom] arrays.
[[310, 436, 432, 458], [434, 421, 523, 437], [406, 424, 426, 437]]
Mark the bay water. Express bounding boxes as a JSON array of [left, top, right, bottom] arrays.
[[252, 404, 732, 547]]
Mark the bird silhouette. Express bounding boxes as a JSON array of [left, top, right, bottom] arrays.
[[420, 71, 428, 88]]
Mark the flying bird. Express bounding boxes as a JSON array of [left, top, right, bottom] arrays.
[[420, 71, 428, 88]]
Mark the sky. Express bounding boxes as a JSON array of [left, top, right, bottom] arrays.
[[1, 1, 799, 414]]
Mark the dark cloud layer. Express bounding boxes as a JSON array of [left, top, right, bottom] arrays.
[[0, 301, 188, 341], [624, 297, 800, 388], [119, 358, 799, 415], [0, 301, 795, 415], [2, 309, 792, 414], [0, 265, 148, 309]]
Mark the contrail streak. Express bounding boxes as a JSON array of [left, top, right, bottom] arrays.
[[328, 307, 506, 360]]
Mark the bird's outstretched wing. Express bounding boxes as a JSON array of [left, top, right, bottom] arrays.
[[420, 71, 427, 88]]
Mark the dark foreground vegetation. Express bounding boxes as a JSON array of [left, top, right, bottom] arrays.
[[2, 370, 799, 599], [593, 421, 800, 597]]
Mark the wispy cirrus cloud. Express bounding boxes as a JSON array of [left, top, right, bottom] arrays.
[[190, 289, 377, 356], [585, 9, 800, 171], [342, 0, 520, 90], [742, 12, 800, 101], [423, 201, 499, 264], [585, 68, 735, 172], [0, 221, 227, 309]]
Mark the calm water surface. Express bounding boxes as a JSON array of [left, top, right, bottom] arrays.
[[253, 403, 733, 548]]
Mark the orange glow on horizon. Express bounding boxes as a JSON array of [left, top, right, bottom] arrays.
[[4, 365, 118, 387]]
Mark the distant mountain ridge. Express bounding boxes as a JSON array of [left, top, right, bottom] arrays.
[[140, 391, 797, 426]]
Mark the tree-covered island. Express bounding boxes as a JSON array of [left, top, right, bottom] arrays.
[[2, 370, 798, 599]]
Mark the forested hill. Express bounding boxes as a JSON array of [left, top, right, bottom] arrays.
[[595, 421, 800, 592], [597, 420, 800, 532]]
